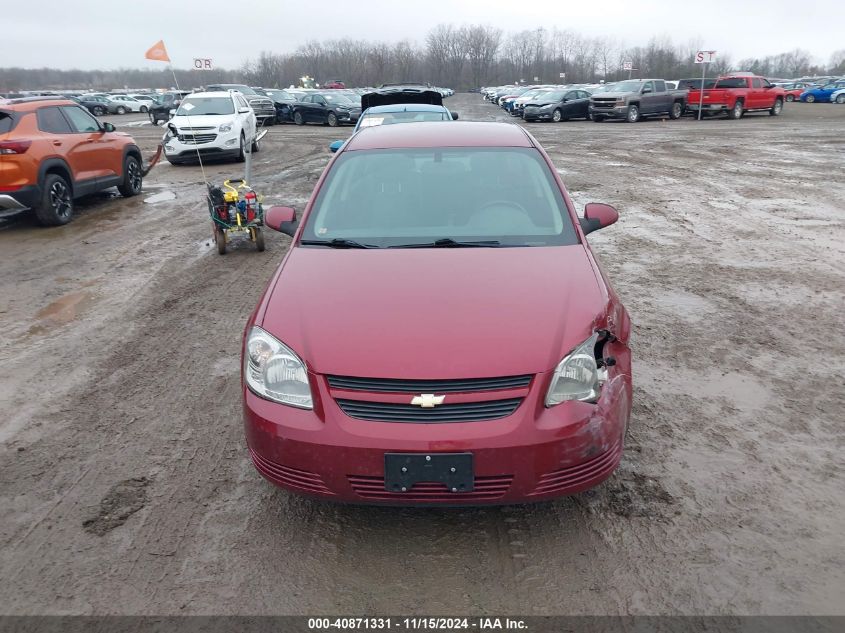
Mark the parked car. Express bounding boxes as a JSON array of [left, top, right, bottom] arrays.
[[774, 83, 808, 102], [148, 91, 190, 125], [75, 95, 112, 116], [590, 79, 687, 122], [328, 89, 457, 152], [688, 75, 786, 119], [258, 88, 301, 123], [245, 121, 631, 504], [162, 91, 259, 165], [799, 81, 845, 103], [523, 89, 592, 122], [129, 94, 157, 107], [291, 92, 362, 126], [204, 84, 276, 126], [323, 80, 346, 89], [510, 88, 555, 117], [830, 88, 845, 104], [0, 97, 143, 225], [106, 95, 148, 114]]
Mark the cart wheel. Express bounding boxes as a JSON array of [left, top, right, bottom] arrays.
[[215, 228, 227, 255], [253, 227, 265, 252]]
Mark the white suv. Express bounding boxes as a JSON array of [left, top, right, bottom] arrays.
[[163, 91, 258, 165]]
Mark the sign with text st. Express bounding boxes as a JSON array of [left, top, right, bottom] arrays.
[[694, 51, 717, 64], [193, 58, 213, 70]]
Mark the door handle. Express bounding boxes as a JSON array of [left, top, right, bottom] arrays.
[[52, 141, 63, 146]]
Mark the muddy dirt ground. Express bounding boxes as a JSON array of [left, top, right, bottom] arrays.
[[1, 95, 843, 616]]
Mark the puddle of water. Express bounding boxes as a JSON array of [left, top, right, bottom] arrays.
[[34, 291, 94, 325], [144, 191, 177, 204]]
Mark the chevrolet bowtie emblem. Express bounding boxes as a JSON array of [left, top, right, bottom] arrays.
[[410, 394, 446, 408]]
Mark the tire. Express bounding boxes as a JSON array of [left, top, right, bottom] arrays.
[[116, 106, 127, 115], [149, 112, 158, 125], [592, 114, 604, 122], [836, 94, 845, 104], [117, 155, 143, 197], [253, 227, 265, 252], [327, 112, 338, 127], [215, 228, 227, 255], [251, 136, 261, 153], [294, 111, 304, 125], [93, 106, 106, 116], [728, 100, 744, 119], [626, 104, 640, 123], [237, 133, 245, 162], [770, 98, 783, 116], [669, 101, 683, 119], [805, 94, 815, 103], [552, 109, 562, 122], [140, 105, 148, 113], [785, 94, 794, 102], [34, 173, 74, 226]]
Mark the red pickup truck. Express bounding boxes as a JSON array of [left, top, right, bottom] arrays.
[[687, 75, 786, 119]]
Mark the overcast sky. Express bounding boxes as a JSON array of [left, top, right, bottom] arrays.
[[0, 0, 839, 70]]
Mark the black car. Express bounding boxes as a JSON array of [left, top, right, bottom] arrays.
[[74, 95, 112, 116], [256, 88, 300, 123], [291, 92, 361, 127], [522, 89, 592, 122], [148, 92, 190, 125]]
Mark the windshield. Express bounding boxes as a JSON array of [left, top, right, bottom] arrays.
[[322, 93, 355, 105], [612, 81, 647, 92], [359, 110, 449, 127], [176, 97, 234, 116], [535, 91, 565, 102], [301, 148, 577, 248], [266, 90, 295, 101]]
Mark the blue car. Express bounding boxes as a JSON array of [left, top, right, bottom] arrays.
[[800, 81, 845, 103], [329, 89, 456, 152]]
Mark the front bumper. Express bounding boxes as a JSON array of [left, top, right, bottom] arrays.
[[164, 130, 242, 160], [243, 365, 631, 505], [589, 105, 628, 119], [523, 110, 553, 121]]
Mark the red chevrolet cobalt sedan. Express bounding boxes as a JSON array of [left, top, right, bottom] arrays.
[[243, 122, 632, 504]]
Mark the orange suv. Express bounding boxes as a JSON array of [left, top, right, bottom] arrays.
[[0, 97, 143, 226]]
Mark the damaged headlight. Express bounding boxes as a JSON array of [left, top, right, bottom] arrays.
[[219, 121, 234, 133], [244, 327, 313, 409], [545, 332, 601, 406]]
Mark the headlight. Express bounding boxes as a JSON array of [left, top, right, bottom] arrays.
[[615, 99, 626, 106], [244, 327, 313, 409], [219, 121, 234, 132], [545, 332, 601, 407]]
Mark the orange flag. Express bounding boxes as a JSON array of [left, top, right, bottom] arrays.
[[145, 40, 170, 63]]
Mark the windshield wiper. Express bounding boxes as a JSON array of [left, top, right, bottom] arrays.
[[300, 238, 377, 249], [389, 238, 502, 248]]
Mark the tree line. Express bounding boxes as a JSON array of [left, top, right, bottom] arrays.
[[2, 25, 843, 92]]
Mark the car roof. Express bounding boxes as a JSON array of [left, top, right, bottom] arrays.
[[363, 104, 449, 114], [2, 97, 77, 111], [346, 121, 532, 151]]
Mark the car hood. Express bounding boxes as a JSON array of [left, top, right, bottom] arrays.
[[169, 114, 232, 129], [591, 91, 631, 99], [259, 245, 605, 378], [361, 90, 443, 109]]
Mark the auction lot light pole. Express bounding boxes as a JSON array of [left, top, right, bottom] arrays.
[[695, 50, 717, 121]]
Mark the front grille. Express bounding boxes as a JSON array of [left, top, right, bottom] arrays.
[[249, 449, 334, 495], [327, 374, 531, 393], [336, 398, 522, 423], [179, 126, 215, 131], [527, 440, 622, 497], [349, 474, 512, 502], [591, 98, 617, 109], [178, 133, 216, 144]]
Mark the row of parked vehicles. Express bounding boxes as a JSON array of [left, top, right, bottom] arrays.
[[483, 73, 800, 122]]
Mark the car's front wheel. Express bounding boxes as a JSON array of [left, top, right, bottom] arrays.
[[237, 133, 246, 162], [785, 94, 794, 102], [116, 106, 127, 115], [836, 94, 845, 104], [626, 104, 640, 123], [140, 105, 148, 113], [805, 94, 815, 103], [118, 156, 143, 197], [551, 109, 562, 122], [770, 98, 783, 116], [294, 111, 304, 125], [93, 106, 106, 116], [34, 173, 74, 226], [327, 112, 338, 127]]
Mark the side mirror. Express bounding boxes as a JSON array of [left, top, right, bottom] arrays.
[[329, 140, 343, 153], [168, 109, 176, 115], [450, 111, 459, 120], [101, 122, 116, 133], [641, 87, 652, 94], [238, 108, 251, 114], [266, 206, 298, 236], [580, 203, 619, 235]]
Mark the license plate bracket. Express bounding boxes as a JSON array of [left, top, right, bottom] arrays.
[[384, 453, 474, 493]]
